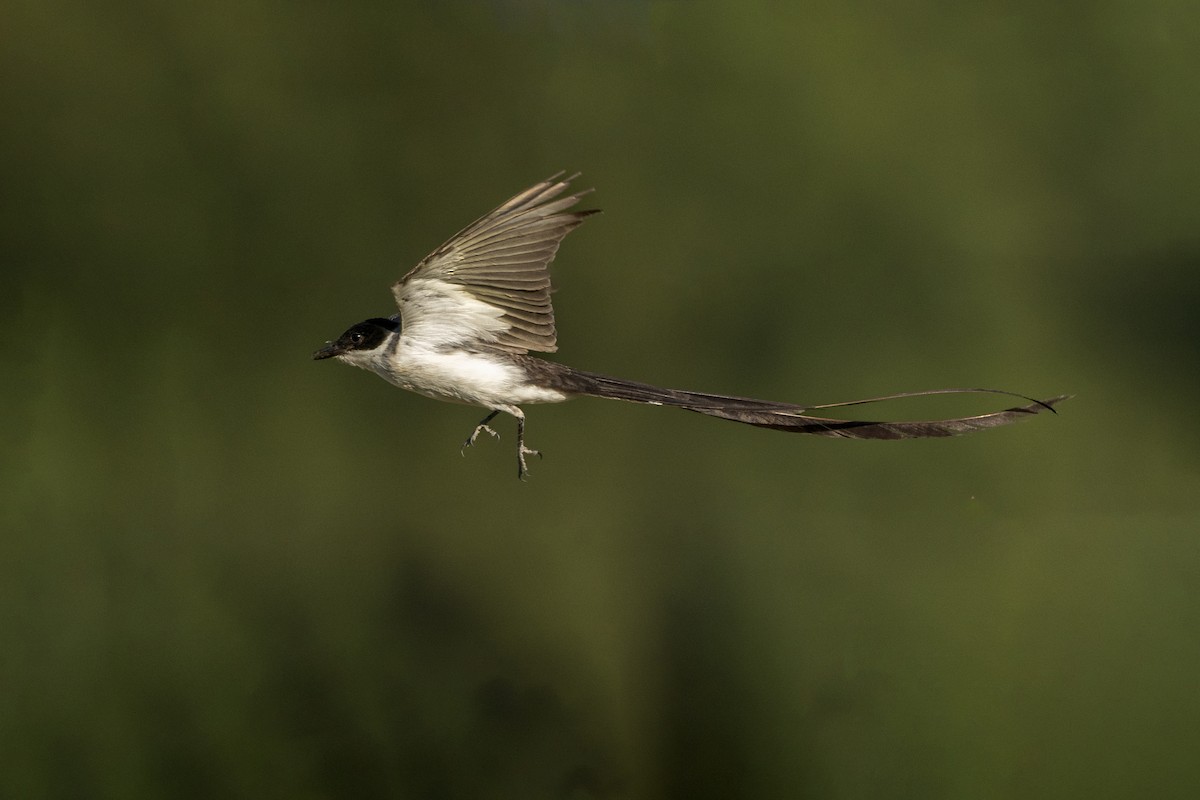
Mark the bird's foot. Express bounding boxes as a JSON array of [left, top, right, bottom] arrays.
[[461, 423, 500, 455], [517, 443, 543, 481]]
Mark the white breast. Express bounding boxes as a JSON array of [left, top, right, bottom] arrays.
[[374, 343, 568, 408]]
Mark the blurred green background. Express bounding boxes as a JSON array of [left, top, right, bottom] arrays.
[[3, 1, 1199, 797]]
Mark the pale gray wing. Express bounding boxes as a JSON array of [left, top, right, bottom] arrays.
[[391, 173, 598, 353]]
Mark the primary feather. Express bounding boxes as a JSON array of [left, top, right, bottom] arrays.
[[391, 173, 598, 353]]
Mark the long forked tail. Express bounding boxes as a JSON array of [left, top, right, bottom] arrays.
[[532, 361, 1068, 439]]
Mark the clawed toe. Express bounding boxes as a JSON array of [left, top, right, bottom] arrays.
[[461, 423, 501, 455], [517, 444, 542, 480]]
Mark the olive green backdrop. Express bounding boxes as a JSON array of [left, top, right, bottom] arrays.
[[3, 1, 1198, 797]]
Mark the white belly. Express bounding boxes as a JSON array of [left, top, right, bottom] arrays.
[[374, 347, 567, 408]]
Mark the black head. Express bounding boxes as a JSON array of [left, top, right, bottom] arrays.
[[312, 317, 400, 360]]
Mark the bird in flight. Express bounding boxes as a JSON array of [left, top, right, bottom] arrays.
[[314, 174, 1067, 479]]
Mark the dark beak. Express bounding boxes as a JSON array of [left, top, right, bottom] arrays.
[[312, 342, 344, 360]]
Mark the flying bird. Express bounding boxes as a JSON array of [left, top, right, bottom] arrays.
[[314, 174, 1067, 478]]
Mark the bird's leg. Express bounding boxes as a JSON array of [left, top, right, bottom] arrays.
[[461, 410, 501, 455], [514, 410, 542, 480]]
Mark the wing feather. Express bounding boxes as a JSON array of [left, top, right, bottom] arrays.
[[391, 173, 598, 353]]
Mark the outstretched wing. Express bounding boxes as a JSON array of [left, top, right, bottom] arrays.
[[392, 173, 598, 353]]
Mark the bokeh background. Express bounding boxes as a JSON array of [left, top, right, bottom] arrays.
[[4, 1, 1199, 797]]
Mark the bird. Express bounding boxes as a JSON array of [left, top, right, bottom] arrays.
[[313, 173, 1067, 479]]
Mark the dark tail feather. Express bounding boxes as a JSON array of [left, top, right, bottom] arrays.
[[541, 364, 1068, 440], [690, 394, 1070, 439]]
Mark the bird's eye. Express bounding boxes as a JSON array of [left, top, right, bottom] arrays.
[[349, 332, 365, 346]]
